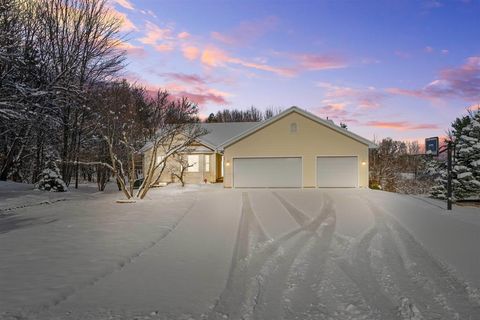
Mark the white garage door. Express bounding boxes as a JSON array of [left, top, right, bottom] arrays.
[[316, 156, 358, 188], [233, 157, 302, 188]]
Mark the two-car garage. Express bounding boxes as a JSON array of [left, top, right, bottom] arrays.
[[222, 107, 376, 189], [232, 156, 358, 188]]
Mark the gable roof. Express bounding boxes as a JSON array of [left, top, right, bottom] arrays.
[[219, 106, 377, 149], [197, 122, 258, 149], [140, 107, 377, 154], [139, 122, 259, 154]]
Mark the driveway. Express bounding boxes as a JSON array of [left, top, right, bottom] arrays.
[[1, 186, 479, 320]]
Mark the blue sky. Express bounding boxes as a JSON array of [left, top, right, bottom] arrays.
[[110, 0, 480, 143]]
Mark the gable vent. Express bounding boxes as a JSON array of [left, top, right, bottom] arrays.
[[290, 122, 298, 133]]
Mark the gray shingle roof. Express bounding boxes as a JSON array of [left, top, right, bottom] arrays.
[[140, 106, 376, 154], [197, 122, 259, 149]]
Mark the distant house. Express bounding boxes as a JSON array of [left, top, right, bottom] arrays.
[[142, 106, 377, 188]]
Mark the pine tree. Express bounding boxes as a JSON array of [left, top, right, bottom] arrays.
[[453, 111, 480, 200], [35, 156, 67, 192], [427, 157, 448, 200]]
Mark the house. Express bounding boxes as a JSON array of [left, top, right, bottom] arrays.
[[142, 106, 377, 188]]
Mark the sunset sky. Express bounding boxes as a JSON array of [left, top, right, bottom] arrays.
[[110, 0, 480, 143]]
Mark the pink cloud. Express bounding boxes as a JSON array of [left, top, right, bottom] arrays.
[[119, 73, 230, 107], [317, 82, 386, 109], [173, 91, 229, 105], [116, 41, 147, 57], [164, 82, 230, 106], [163, 73, 208, 85], [199, 46, 346, 77], [211, 32, 234, 45], [294, 54, 346, 71], [312, 103, 364, 127], [201, 47, 230, 67], [388, 56, 480, 101], [366, 121, 439, 130], [200, 46, 296, 76], [112, 0, 134, 10], [182, 46, 200, 60], [233, 59, 296, 77], [211, 16, 278, 46], [138, 21, 173, 46], [177, 31, 191, 39], [154, 43, 175, 52], [109, 8, 137, 32], [314, 103, 349, 118]]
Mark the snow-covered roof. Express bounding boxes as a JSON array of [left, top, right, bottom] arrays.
[[140, 106, 377, 153], [139, 122, 259, 153], [196, 122, 259, 149], [220, 106, 378, 149]]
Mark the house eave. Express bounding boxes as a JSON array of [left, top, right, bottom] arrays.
[[219, 106, 377, 149]]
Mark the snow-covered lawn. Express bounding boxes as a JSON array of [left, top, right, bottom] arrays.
[[1, 183, 479, 320]]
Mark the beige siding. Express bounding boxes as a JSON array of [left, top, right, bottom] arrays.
[[142, 149, 217, 184], [223, 111, 369, 188], [182, 154, 217, 184]]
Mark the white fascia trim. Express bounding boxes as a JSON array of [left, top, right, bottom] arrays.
[[219, 106, 378, 149]]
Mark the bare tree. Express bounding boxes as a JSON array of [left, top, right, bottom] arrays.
[[369, 138, 404, 191], [264, 107, 283, 120], [0, 0, 125, 184], [137, 96, 206, 199], [168, 153, 193, 187], [36, 0, 125, 185], [77, 83, 205, 200]]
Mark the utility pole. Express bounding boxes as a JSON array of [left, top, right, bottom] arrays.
[[435, 140, 453, 211]]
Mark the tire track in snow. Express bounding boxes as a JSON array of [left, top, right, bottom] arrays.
[[281, 195, 336, 320], [337, 227, 402, 319], [36, 194, 200, 315], [210, 192, 270, 317], [369, 202, 480, 319], [272, 192, 310, 226], [243, 192, 331, 320], [209, 192, 270, 319], [209, 192, 330, 320], [337, 197, 480, 320], [367, 201, 451, 320]]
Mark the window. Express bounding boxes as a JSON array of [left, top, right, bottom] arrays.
[[187, 155, 199, 172], [205, 155, 210, 172], [290, 122, 298, 133]]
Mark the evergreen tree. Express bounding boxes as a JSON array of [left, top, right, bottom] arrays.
[[35, 156, 67, 192], [206, 113, 217, 123], [428, 158, 448, 200], [453, 111, 480, 199]]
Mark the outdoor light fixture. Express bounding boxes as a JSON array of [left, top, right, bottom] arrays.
[[226, 161, 230, 166], [361, 161, 367, 165]]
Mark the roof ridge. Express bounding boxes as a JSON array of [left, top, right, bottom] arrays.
[[218, 106, 377, 149]]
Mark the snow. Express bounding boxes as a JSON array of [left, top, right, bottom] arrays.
[[0, 181, 118, 213], [457, 172, 473, 179], [1, 185, 480, 319]]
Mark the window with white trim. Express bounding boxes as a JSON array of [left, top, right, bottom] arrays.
[[187, 155, 199, 172], [205, 155, 210, 172]]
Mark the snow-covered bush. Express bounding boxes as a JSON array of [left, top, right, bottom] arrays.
[[35, 160, 67, 192]]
